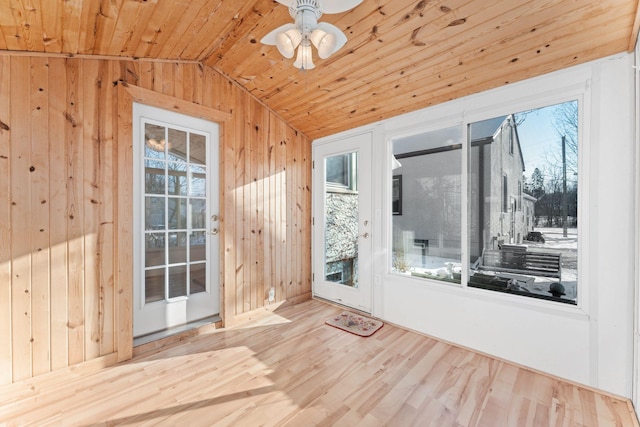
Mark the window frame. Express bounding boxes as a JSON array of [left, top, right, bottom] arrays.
[[383, 87, 589, 313], [325, 152, 358, 193]]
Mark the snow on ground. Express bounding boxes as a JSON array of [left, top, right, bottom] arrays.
[[393, 227, 578, 301]]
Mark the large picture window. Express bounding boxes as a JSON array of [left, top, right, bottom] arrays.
[[390, 100, 579, 305], [391, 126, 462, 283]]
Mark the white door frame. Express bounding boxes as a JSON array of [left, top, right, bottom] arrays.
[[132, 102, 220, 337], [312, 131, 373, 312]]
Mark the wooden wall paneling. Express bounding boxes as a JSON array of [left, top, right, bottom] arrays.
[[275, 117, 286, 303], [151, 62, 163, 94], [48, 57, 69, 371], [249, 97, 261, 310], [115, 82, 133, 362], [261, 111, 272, 305], [66, 58, 85, 366], [272, 117, 281, 303], [30, 56, 52, 377], [304, 137, 312, 293], [243, 91, 252, 313], [0, 55, 313, 383], [178, 64, 189, 102], [221, 76, 238, 321], [192, 64, 204, 107], [10, 56, 33, 382], [248, 101, 257, 311], [0, 56, 12, 385], [38, 0, 64, 53], [255, 99, 267, 307], [82, 59, 101, 362], [298, 130, 309, 295], [206, 68, 232, 112], [290, 127, 300, 298], [230, 81, 244, 318], [270, 115, 281, 303], [297, 130, 305, 296], [266, 114, 276, 302], [161, 62, 175, 97], [138, 61, 154, 91], [100, 60, 116, 357], [285, 125, 295, 299]]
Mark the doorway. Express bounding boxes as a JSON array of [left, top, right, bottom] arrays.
[[133, 103, 220, 337], [312, 132, 373, 312]]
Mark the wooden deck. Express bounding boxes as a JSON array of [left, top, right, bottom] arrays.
[[0, 299, 637, 426]]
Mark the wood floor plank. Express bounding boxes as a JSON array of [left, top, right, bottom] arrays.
[[0, 299, 637, 427]]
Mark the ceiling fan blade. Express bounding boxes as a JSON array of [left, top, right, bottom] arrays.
[[318, 0, 362, 14], [260, 23, 296, 45], [274, 0, 296, 7]]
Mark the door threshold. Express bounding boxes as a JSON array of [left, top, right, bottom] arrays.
[[134, 316, 221, 347], [313, 296, 371, 315]]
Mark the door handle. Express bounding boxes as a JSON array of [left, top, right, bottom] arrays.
[[360, 232, 369, 239], [210, 228, 219, 235]]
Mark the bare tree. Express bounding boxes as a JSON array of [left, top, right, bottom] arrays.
[[545, 101, 578, 175]]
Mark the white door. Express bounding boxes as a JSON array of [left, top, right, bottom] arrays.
[[133, 103, 220, 337], [313, 132, 373, 312]]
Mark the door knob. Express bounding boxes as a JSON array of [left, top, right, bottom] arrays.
[[210, 228, 219, 235]]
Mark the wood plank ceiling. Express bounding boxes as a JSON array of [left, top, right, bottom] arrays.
[[0, 0, 638, 140]]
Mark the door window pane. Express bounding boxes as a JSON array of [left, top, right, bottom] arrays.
[[145, 197, 165, 230], [190, 231, 206, 262], [142, 120, 210, 305], [391, 126, 462, 283], [190, 166, 206, 197], [168, 232, 187, 264], [145, 124, 166, 159], [190, 134, 207, 165], [168, 198, 187, 229], [145, 268, 165, 303], [468, 101, 578, 304], [168, 166, 188, 196], [167, 129, 188, 162], [168, 265, 187, 298], [145, 160, 165, 194], [326, 153, 356, 191], [190, 199, 206, 229], [325, 152, 359, 287], [190, 263, 206, 294], [145, 233, 165, 267]]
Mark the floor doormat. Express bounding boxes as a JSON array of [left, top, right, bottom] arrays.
[[325, 312, 384, 337]]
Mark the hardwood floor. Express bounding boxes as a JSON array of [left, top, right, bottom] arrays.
[[0, 299, 637, 426]]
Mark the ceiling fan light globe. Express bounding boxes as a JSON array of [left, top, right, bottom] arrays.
[[310, 29, 338, 58], [293, 43, 315, 70], [275, 29, 302, 58]]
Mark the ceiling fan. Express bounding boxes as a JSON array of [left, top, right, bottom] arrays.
[[261, 0, 362, 70]]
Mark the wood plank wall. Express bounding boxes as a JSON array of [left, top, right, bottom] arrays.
[[0, 55, 311, 386]]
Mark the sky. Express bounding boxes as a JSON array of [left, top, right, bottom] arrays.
[[514, 101, 577, 185]]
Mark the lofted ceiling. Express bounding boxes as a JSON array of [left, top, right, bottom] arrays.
[[0, 0, 638, 140]]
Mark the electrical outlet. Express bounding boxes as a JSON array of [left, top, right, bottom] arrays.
[[268, 287, 275, 302]]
